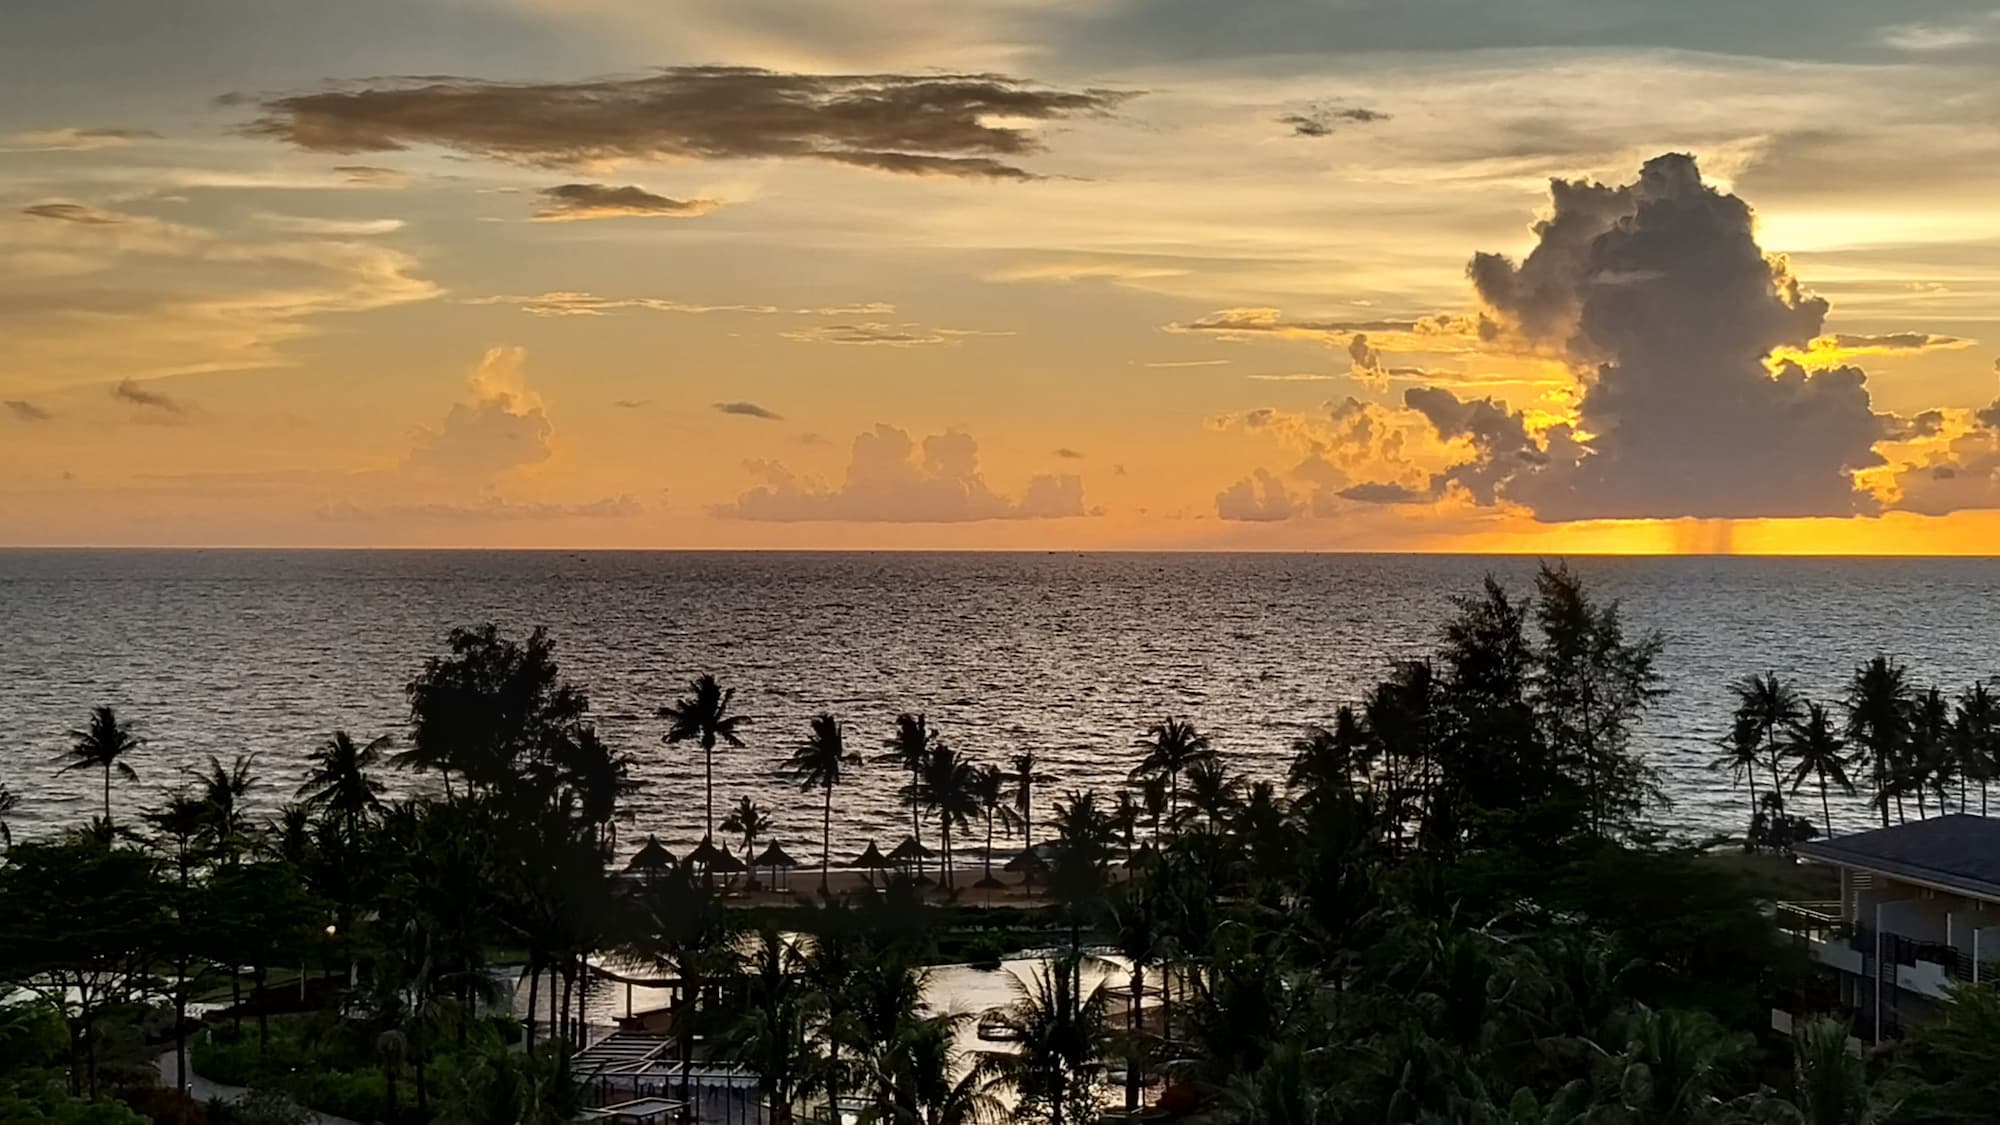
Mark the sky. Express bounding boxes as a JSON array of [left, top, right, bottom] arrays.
[[5, 1, 2000, 551]]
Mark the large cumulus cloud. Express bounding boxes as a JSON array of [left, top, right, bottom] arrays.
[[717, 424, 1091, 522], [1409, 153, 1889, 521]]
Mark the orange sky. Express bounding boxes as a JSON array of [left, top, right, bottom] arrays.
[[4, 1, 2000, 552]]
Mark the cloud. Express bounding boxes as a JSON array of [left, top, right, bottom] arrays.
[[240, 67, 1131, 181], [1246, 372, 1338, 382], [11, 127, 157, 152], [531, 182, 721, 222], [1168, 308, 1487, 362], [1423, 153, 1887, 521], [112, 379, 189, 416], [717, 424, 1090, 522], [781, 322, 1004, 346], [1278, 105, 1390, 137], [320, 495, 643, 521], [24, 202, 127, 225], [1139, 358, 1231, 369], [5, 400, 53, 423], [1216, 470, 1299, 521], [1053, 447, 1085, 459], [795, 302, 897, 316], [1876, 12, 2000, 50], [471, 290, 778, 316], [613, 398, 651, 409], [406, 346, 554, 475], [332, 165, 408, 187], [715, 400, 783, 421], [1336, 481, 1431, 504], [254, 214, 407, 236]]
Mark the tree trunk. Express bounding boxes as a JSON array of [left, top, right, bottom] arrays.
[[102, 763, 112, 826], [941, 823, 952, 890], [706, 740, 715, 839], [1821, 781, 1833, 840], [526, 957, 541, 1051], [1126, 962, 1143, 1112], [822, 786, 833, 893], [385, 1062, 398, 1116], [984, 813, 994, 882], [415, 1049, 429, 1116], [255, 962, 269, 1051]]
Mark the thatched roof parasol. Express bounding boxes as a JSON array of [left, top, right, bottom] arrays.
[[888, 836, 937, 863], [849, 842, 893, 869], [752, 841, 800, 869], [686, 836, 748, 873], [627, 835, 676, 871], [1002, 847, 1049, 873], [972, 874, 1009, 890]]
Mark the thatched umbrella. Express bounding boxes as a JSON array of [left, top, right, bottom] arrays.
[[752, 841, 800, 893], [849, 841, 893, 888], [889, 836, 938, 887], [1003, 846, 1048, 896], [627, 835, 676, 877]]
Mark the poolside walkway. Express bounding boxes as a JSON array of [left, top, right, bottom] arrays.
[[155, 1050, 362, 1125]]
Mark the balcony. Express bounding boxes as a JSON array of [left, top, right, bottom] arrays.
[[1776, 902, 1864, 975]]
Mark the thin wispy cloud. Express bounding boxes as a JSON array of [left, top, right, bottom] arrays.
[[715, 401, 783, 421], [112, 379, 188, 415], [5, 400, 54, 423]]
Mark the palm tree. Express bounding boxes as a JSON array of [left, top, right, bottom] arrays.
[[1287, 706, 1369, 807], [0, 784, 18, 849], [879, 713, 939, 876], [782, 713, 861, 893], [297, 730, 389, 840], [1130, 718, 1213, 831], [1845, 655, 1913, 827], [1003, 751, 1056, 852], [1954, 682, 2000, 816], [973, 764, 1007, 884], [977, 954, 1110, 1125], [1791, 1016, 1872, 1125], [886, 1012, 1001, 1125], [1177, 757, 1244, 832], [659, 673, 747, 839], [1108, 883, 1169, 1113], [721, 796, 773, 886], [1910, 686, 1954, 817], [1732, 673, 1804, 805], [56, 705, 141, 827], [909, 746, 981, 890], [1785, 703, 1856, 839], [192, 753, 259, 862], [1711, 715, 1766, 832], [711, 928, 821, 1125]]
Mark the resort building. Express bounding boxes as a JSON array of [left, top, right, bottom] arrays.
[[1776, 814, 2000, 1041]]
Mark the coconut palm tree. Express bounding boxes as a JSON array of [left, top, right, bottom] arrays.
[[977, 954, 1110, 1125], [1711, 714, 1766, 832], [659, 673, 747, 839], [1130, 718, 1214, 832], [972, 763, 1008, 884], [711, 928, 821, 1125], [1845, 655, 1914, 827], [1177, 757, 1244, 832], [1732, 673, 1804, 804], [910, 745, 981, 890], [886, 1012, 1001, 1125], [1908, 687, 1955, 817], [1108, 882, 1169, 1113], [1287, 706, 1369, 808], [1954, 682, 2000, 816], [1791, 1016, 1873, 1125], [879, 713, 939, 876], [297, 730, 389, 840], [782, 712, 862, 893], [56, 705, 142, 828], [1785, 703, 1856, 839], [721, 796, 773, 885], [192, 753, 259, 863], [1003, 751, 1056, 852]]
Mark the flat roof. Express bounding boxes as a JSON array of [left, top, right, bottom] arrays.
[[1795, 814, 2000, 902]]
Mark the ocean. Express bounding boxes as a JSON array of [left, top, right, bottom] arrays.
[[3, 550, 1997, 854]]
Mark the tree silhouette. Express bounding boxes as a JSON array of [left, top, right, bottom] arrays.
[[782, 712, 861, 893], [909, 745, 980, 890], [721, 795, 773, 886], [659, 673, 747, 840], [879, 713, 939, 878], [1844, 655, 1913, 827], [55, 706, 141, 828], [1954, 682, 2000, 816], [1130, 718, 1213, 832], [1784, 702, 1856, 840], [297, 730, 389, 842]]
